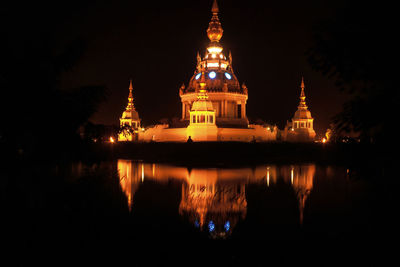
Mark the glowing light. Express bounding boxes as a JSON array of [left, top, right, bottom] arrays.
[[224, 221, 230, 232], [221, 63, 227, 69], [224, 72, 232, 79], [207, 62, 219, 68], [141, 164, 144, 182], [212, 54, 216, 58], [195, 73, 201, 80], [208, 221, 215, 232], [209, 71, 216, 79], [207, 46, 223, 53], [291, 168, 294, 184], [219, 54, 224, 59], [109, 136, 115, 143], [267, 167, 270, 186], [322, 138, 327, 143]]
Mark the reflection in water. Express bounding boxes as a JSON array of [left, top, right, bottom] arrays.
[[281, 165, 315, 224], [179, 169, 247, 239], [118, 161, 143, 210], [117, 160, 315, 237]]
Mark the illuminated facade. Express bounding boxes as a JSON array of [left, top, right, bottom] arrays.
[[180, 0, 248, 128], [186, 71, 218, 141], [136, 0, 277, 142], [118, 1, 318, 142], [118, 80, 141, 141], [283, 78, 316, 142]]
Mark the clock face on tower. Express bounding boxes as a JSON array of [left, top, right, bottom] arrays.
[[195, 73, 201, 80], [208, 71, 216, 79], [224, 72, 232, 79]]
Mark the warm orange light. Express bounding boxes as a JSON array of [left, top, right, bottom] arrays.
[[322, 138, 327, 143], [207, 46, 223, 53], [110, 136, 115, 143], [207, 62, 219, 68]]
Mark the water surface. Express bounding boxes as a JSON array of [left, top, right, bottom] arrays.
[[8, 159, 391, 265]]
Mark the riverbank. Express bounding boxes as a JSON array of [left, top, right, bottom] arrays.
[[3, 139, 392, 169], [81, 141, 390, 167]]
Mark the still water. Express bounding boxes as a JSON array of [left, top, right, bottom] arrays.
[[113, 160, 369, 240], [12, 159, 392, 265]]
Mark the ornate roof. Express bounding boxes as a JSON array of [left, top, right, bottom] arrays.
[[293, 77, 313, 120], [121, 80, 140, 121], [180, 0, 247, 95]]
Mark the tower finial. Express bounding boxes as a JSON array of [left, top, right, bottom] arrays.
[[129, 79, 133, 90], [127, 79, 135, 111], [207, 0, 223, 42], [298, 77, 307, 109], [211, 0, 219, 14]]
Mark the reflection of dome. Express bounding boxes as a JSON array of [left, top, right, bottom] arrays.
[[179, 180, 247, 239]]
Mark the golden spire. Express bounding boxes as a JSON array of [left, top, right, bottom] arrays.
[[298, 77, 307, 109], [126, 79, 135, 111], [211, 0, 219, 13], [197, 71, 209, 100], [207, 0, 223, 43], [129, 79, 133, 90]]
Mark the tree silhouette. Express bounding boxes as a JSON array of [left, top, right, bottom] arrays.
[[307, 3, 398, 144], [0, 1, 106, 157]]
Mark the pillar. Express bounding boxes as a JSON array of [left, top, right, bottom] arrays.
[[224, 100, 228, 118], [241, 102, 246, 119], [182, 102, 185, 120]]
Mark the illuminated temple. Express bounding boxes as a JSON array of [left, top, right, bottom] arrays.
[[118, 0, 316, 142], [282, 77, 316, 142]]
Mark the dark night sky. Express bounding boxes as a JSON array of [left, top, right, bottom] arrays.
[[54, 0, 348, 135]]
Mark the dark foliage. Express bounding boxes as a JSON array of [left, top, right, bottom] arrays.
[[0, 1, 106, 159], [307, 2, 398, 144]]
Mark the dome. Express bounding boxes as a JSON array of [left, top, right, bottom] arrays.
[[191, 99, 214, 111], [183, 69, 242, 94], [122, 109, 140, 121], [293, 109, 312, 120]]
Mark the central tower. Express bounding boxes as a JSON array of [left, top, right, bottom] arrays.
[[179, 0, 249, 128]]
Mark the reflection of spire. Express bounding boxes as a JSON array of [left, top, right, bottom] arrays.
[[298, 191, 309, 225], [118, 160, 142, 211], [289, 165, 315, 225]]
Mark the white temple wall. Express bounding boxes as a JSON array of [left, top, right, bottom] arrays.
[[139, 124, 186, 142], [138, 124, 278, 143]]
